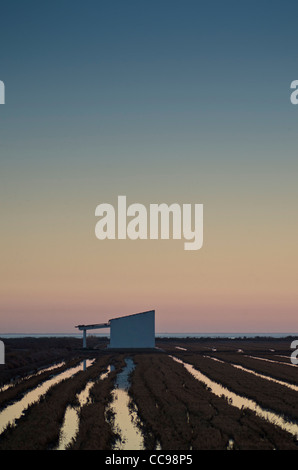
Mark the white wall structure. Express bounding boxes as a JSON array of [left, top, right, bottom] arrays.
[[75, 310, 155, 349], [109, 310, 155, 349]]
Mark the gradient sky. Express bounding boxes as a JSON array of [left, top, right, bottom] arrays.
[[0, 0, 298, 333]]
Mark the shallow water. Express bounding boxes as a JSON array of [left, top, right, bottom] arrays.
[[56, 365, 111, 450], [227, 438, 234, 450], [0, 359, 94, 435], [109, 358, 144, 451], [171, 355, 298, 439]]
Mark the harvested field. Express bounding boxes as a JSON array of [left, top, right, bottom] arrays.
[[0, 336, 298, 450]]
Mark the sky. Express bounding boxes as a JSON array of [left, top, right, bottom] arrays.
[[0, 0, 298, 333]]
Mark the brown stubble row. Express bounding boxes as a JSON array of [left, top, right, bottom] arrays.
[[157, 337, 294, 355], [128, 353, 298, 450], [204, 351, 298, 386], [170, 351, 298, 427], [0, 336, 107, 386], [0, 357, 83, 411], [69, 354, 127, 450], [0, 354, 118, 450]]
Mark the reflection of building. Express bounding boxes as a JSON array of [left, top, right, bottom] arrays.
[[0, 340, 4, 364], [75, 310, 155, 349]]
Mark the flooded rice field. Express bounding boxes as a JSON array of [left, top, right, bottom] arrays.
[[0, 359, 95, 435], [0, 336, 298, 450]]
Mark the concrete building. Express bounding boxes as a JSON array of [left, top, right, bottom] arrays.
[[75, 310, 155, 349]]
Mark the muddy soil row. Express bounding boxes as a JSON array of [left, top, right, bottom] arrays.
[[128, 353, 298, 450], [0, 355, 120, 450], [170, 351, 298, 424]]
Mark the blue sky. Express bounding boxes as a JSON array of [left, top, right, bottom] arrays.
[[1, 1, 297, 188]]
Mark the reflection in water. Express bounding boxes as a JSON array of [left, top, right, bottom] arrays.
[[0, 359, 94, 435], [171, 356, 298, 439], [205, 356, 298, 392], [109, 358, 144, 451], [227, 438, 234, 450], [56, 365, 111, 450]]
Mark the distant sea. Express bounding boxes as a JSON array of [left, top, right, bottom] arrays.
[[1, 333, 297, 339]]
